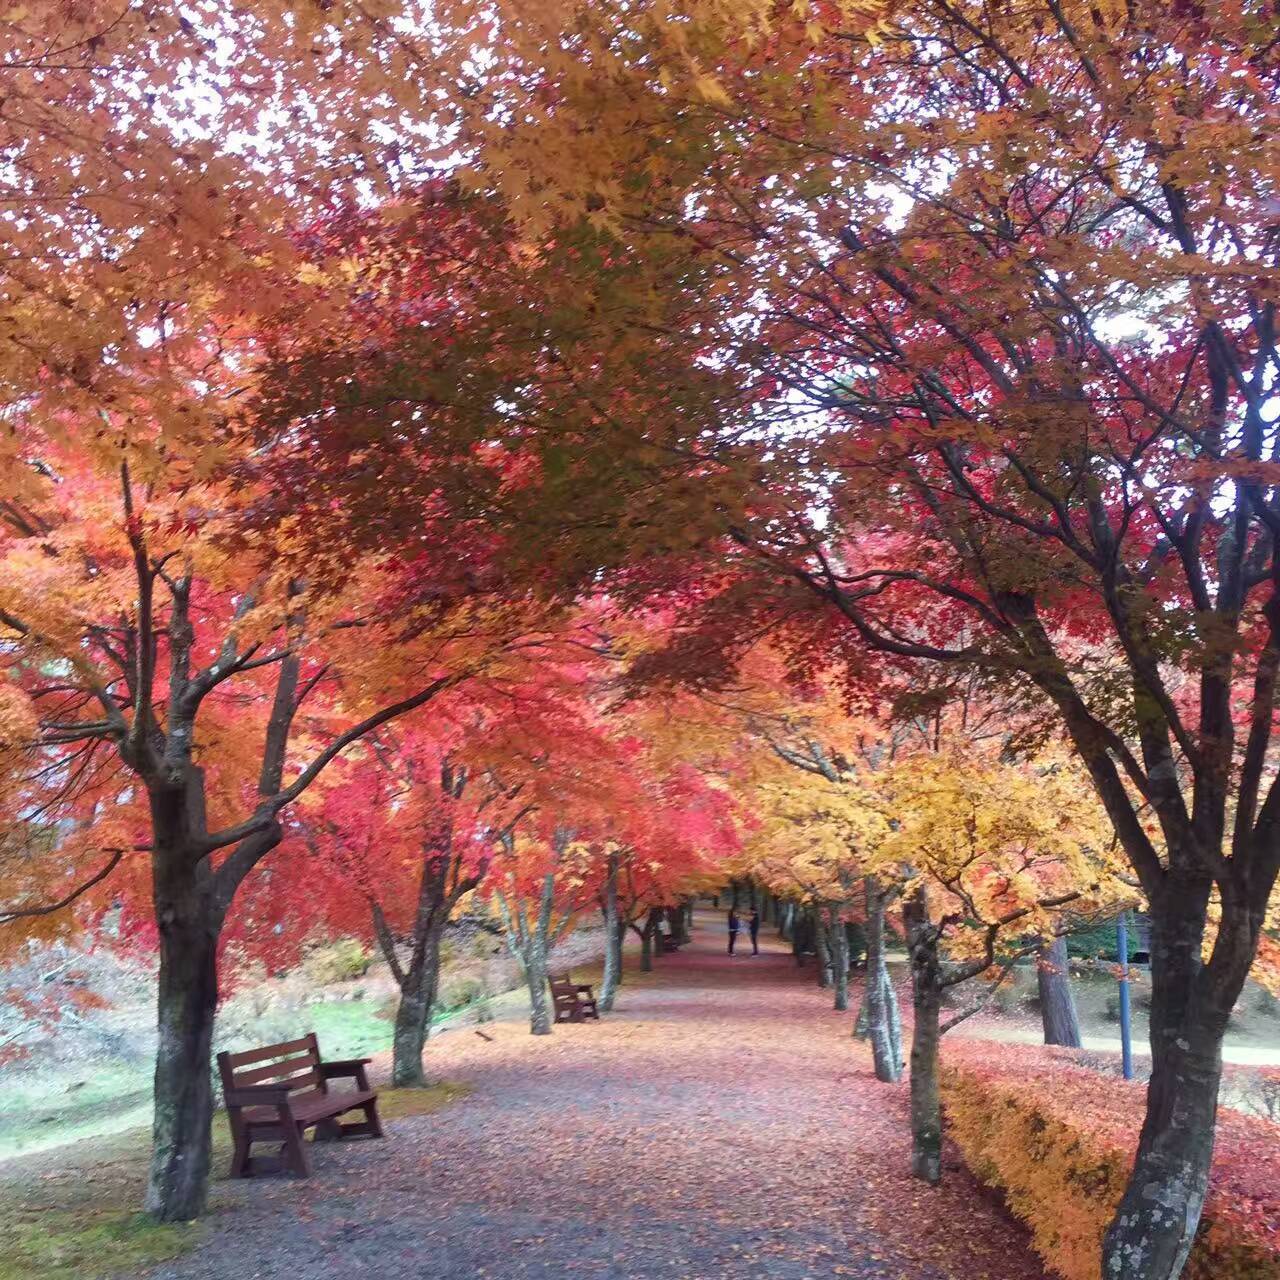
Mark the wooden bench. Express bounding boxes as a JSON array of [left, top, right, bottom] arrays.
[[549, 973, 600, 1024], [217, 1033, 384, 1178]]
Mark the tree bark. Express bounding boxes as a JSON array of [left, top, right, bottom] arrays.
[[390, 920, 444, 1087], [1037, 936, 1082, 1048], [392, 986, 431, 1087], [668, 903, 689, 944], [813, 908, 832, 988], [885, 961, 903, 1069], [791, 908, 808, 964], [145, 848, 220, 1222], [829, 905, 850, 1011], [909, 968, 943, 1184], [526, 947, 552, 1035], [779, 899, 794, 940], [1101, 881, 1237, 1280], [904, 888, 943, 1184], [637, 906, 662, 972], [495, 862, 565, 1037], [600, 854, 621, 1012], [859, 883, 903, 1082]]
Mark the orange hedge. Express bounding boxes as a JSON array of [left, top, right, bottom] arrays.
[[939, 1043, 1280, 1280]]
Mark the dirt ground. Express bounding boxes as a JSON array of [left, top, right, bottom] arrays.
[[87, 912, 1052, 1280]]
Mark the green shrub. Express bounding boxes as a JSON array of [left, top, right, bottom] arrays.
[[438, 975, 487, 1011], [1066, 918, 1140, 962], [303, 938, 372, 985]]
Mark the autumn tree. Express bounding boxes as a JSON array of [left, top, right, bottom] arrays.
[[411, 3, 1280, 1272], [0, 420, 572, 1221], [286, 654, 623, 1081], [490, 826, 594, 1035], [878, 751, 1122, 1182], [293, 736, 521, 1088]]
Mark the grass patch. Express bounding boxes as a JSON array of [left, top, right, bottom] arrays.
[[0, 1120, 210, 1280], [0, 1209, 202, 1280], [305, 998, 395, 1056], [0, 1080, 470, 1279], [377, 1081, 473, 1120]]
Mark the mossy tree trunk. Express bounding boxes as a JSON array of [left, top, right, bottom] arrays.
[[903, 887, 944, 1184], [599, 851, 622, 1012], [1101, 877, 1246, 1280], [146, 839, 224, 1223]]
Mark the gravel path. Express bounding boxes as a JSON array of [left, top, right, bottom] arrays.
[[140, 914, 1049, 1280]]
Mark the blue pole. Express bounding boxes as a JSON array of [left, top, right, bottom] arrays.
[[1118, 911, 1134, 1080]]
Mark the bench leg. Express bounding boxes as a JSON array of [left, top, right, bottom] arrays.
[[313, 1118, 343, 1142], [282, 1125, 311, 1177], [229, 1130, 253, 1179], [362, 1099, 385, 1139]]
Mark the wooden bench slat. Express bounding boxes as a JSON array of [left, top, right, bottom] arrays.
[[233, 1055, 319, 1088], [237, 1065, 322, 1092], [243, 1089, 376, 1127], [225, 1036, 314, 1069]]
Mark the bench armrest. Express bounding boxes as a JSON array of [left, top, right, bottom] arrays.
[[319, 1058, 373, 1087], [319, 1058, 371, 1075], [574, 984, 595, 996], [225, 1086, 292, 1108]]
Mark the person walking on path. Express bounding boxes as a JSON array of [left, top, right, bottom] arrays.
[[748, 909, 760, 955], [727, 909, 740, 955]]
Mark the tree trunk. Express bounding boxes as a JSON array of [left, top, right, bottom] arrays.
[[829, 906, 850, 1011], [859, 884, 903, 1082], [792, 908, 808, 964], [910, 969, 943, 1184], [600, 856, 621, 1013], [391, 922, 444, 1087], [392, 986, 431, 1087], [1037, 936, 1082, 1048], [145, 851, 220, 1222], [904, 887, 942, 1184], [1101, 884, 1237, 1280], [526, 946, 552, 1035], [779, 899, 794, 940], [885, 962, 903, 1070], [814, 909, 832, 988], [668, 904, 688, 944], [638, 923, 654, 972]]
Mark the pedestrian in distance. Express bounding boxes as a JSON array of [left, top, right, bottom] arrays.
[[727, 908, 740, 955], [749, 909, 760, 955]]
